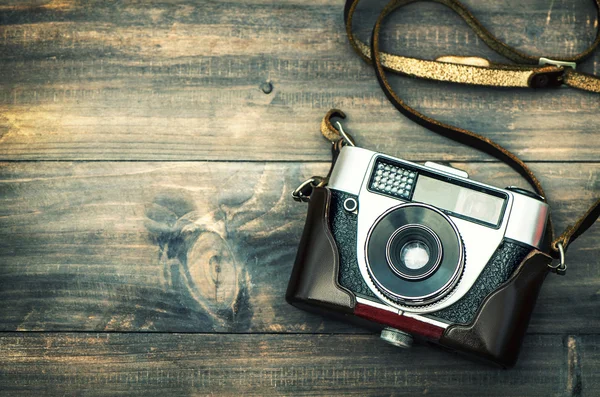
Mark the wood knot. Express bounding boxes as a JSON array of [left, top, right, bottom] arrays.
[[145, 191, 252, 330]]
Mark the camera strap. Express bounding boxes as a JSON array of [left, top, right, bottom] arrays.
[[319, 0, 600, 272]]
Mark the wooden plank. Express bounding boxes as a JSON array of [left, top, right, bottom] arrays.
[[0, 333, 573, 396], [0, 0, 598, 161], [581, 336, 600, 397], [0, 161, 598, 333]]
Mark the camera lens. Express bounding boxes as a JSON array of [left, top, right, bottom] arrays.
[[385, 224, 442, 280], [400, 242, 430, 270], [366, 203, 464, 307]]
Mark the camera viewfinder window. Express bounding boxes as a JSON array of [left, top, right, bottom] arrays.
[[413, 175, 505, 226]]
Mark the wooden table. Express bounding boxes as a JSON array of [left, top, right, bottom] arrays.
[[1, 0, 598, 395]]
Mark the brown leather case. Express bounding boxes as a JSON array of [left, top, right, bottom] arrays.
[[439, 250, 552, 368], [286, 187, 355, 314], [287, 186, 553, 368]]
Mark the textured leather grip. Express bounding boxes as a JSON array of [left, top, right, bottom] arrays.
[[439, 250, 552, 368], [286, 187, 355, 313]]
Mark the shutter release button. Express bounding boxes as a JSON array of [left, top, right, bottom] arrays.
[[380, 327, 413, 348]]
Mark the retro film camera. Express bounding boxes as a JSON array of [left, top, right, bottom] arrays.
[[287, 137, 551, 367]]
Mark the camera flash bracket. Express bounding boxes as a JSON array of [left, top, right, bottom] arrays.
[[424, 161, 469, 179]]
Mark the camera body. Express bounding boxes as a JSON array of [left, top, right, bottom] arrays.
[[287, 146, 552, 367]]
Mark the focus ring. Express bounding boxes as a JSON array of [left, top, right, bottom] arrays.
[[365, 203, 465, 307]]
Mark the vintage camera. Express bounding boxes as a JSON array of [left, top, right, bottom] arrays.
[[287, 145, 552, 367]]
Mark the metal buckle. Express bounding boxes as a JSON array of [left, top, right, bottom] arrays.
[[291, 177, 326, 202], [539, 57, 576, 69], [548, 242, 567, 275]]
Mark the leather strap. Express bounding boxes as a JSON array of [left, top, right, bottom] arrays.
[[344, 0, 600, 91], [340, 0, 600, 260]]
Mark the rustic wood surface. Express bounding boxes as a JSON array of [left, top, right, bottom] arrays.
[[0, 334, 583, 396], [0, 0, 598, 395]]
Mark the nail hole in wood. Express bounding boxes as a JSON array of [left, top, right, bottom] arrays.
[[260, 81, 273, 94]]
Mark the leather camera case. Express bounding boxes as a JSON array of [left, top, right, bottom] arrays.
[[286, 187, 552, 368]]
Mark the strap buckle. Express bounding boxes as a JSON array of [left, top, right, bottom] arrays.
[[548, 242, 567, 276], [532, 58, 576, 88], [539, 57, 576, 69]]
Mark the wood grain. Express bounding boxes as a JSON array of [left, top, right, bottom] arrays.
[[0, 333, 580, 396], [0, 0, 598, 161], [1, 0, 599, 394], [0, 161, 597, 333], [581, 335, 600, 397]]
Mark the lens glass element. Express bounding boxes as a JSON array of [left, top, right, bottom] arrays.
[[385, 224, 442, 280], [400, 241, 430, 270]]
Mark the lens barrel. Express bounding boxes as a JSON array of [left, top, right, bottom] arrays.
[[366, 203, 464, 306]]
